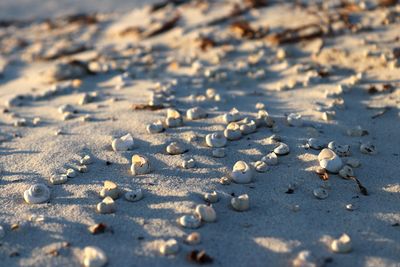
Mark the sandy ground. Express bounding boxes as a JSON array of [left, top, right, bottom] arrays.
[[0, 1, 400, 266]]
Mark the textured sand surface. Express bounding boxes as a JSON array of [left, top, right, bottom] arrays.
[[0, 1, 399, 266]]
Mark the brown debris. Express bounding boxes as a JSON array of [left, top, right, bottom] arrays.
[[142, 13, 181, 38], [244, 0, 268, 8], [266, 24, 324, 45], [230, 20, 267, 39], [352, 177, 368, 196], [378, 0, 399, 7], [197, 37, 217, 51], [131, 104, 166, 111], [187, 250, 213, 264], [88, 223, 108, 235], [316, 168, 329, 181]]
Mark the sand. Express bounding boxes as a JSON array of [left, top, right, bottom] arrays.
[[0, 1, 399, 266]]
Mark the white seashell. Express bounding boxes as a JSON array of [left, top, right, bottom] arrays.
[[24, 184, 50, 204], [307, 138, 325, 150], [224, 122, 242, 140], [231, 161, 253, 184], [78, 165, 88, 173], [254, 161, 269, 172], [80, 155, 92, 165], [345, 203, 357, 211], [205, 132, 227, 148], [287, 113, 303, 127], [240, 120, 257, 134], [339, 165, 354, 179], [0, 225, 4, 239], [231, 194, 249, 211], [212, 148, 226, 158], [204, 191, 219, 203], [185, 232, 201, 245], [165, 109, 183, 128], [195, 204, 217, 222], [50, 174, 68, 185], [313, 188, 328, 199], [99, 181, 120, 199], [112, 133, 134, 151], [124, 188, 143, 202], [146, 120, 164, 134], [178, 215, 201, 229], [205, 88, 216, 99], [256, 110, 274, 127], [187, 107, 207, 120], [360, 142, 377, 155], [66, 168, 77, 178], [182, 158, 196, 169], [255, 102, 265, 109], [274, 142, 290, 155], [166, 142, 187, 155], [223, 108, 241, 123], [96, 196, 116, 214], [292, 250, 317, 267], [318, 148, 343, 173], [219, 176, 231, 185], [131, 155, 151, 175], [331, 234, 352, 253], [328, 141, 350, 157], [159, 239, 179, 255], [344, 157, 361, 168], [261, 152, 278, 165], [83, 246, 107, 267]]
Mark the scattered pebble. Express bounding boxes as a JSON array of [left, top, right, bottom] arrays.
[[313, 188, 329, 199], [223, 108, 242, 123], [112, 133, 134, 151], [80, 155, 92, 165], [178, 215, 201, 229], [66, 168, 77, 178], [231, 161, 253, 184], [165, 108, 183, 128], [131, 154, 151, 175], [124, 188, 144, 202], [182, 158, 196, 169], [287, 113, 303, 127], [160, 239, 179, 255], [318, 148, 343, 173], [330, 233, 352, 253], [345, 203, 357, 211], [185, 232, 201, 245], [99, 181, 120, 199], [205, 132, 227, 148], [339, 165, 354, 179], [261, 152, 278, 165], [96, 196, 116, 214], [82, 246, 108, 267], [360, 142, 377, 155], [195, 204, 217, 222], [204, 191, 219, 203], [187, 107, 207, 120], [231, 194, 249, 211], [254, 161, 269, 172], [224, 122, 242, 140], [50, 174, 68, 185], [24, 184, 50, 204], [146, 120, 164, 133], [308, 138, 325, 150], [274, 142, 290, 155], [166, 142, 187, 155], [187, 250, 213, 264]]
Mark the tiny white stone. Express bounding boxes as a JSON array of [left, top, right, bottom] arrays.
[[50, 174, 68, 185], [231, 194, 249, 211], [204, 191, 219, 203], [185, 232, 201, 245], [212, 148, 226, 158], [78, 165, 88, 173], [205, 132, 227, 148], [292, 250, 317, 267], [146, 120, 164, 134], [131, 155, 151, 175], [166, 142, 187, 155], [112, 133, 134, 151], [178, 215, 201, 229], [195, 204, 217, 222], [313, 188, 328, 199], [80, 155, 92, 165], [160, 239, 179, 255], [240, 120, 257, 134], [261, 152, 278, 165], [224, 122, 242, 140], [308, 138, 325, 150], [345, 203, 357, 211], [318, 148, 343, 173], [96, 196, 116, 214], [219, 176, 231, 185], [99, 181, 120, 199], [124, 188, 143, 202], [256, 110, 274, 127], [274, 142, 290, 155], [82, 246, 107, 267], [254, 161, 269, 172], [66, 168, 77, 178], [331, 234, 352, 253], [287, 113, 303, 127], [165, 109, 183, 128], [223, 108, 242, 123], [187, 107, 207, 120], [231, 161, 253, 184], [24, 184, 50, 204]]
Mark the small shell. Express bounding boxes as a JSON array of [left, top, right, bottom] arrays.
[[100, 181, 120, 199], [24, 184, 50, 204], [328, 141, 350, 157], [360, 142, 377, 155], [50, 174, 68, 185], [160, 239, 179, 255], [287, 113, 303, 127], [185, 232, 201, 245], [254, 161, 269, 172], [224, 122, 242, 140], [261, 152, 278, 165], [240, 120, 257, 135], [223, 108, 241, 123], [112, 133, 134, 151], [165, 109, 183, 128], [166, 142, 187, 155], [58, 104, 76, 114], [231, 161, 253, 184], [274, 142, 290, 155], [204, 191, 219, 203], [313, 188, 328, 199], [178, 215, 201, 229], [83, 246, 108, 267], [307, 138, 325, 150], [80, 155, 92, 165], [331, 234, 352, 253], [205, 132, 227, 148], [96, 196, 116, 214], [195, 204, 217, 222], [231, 194, 249, 211], [339, 165, 354, 179], [182, 158, 196, 169], [345, 203, 357, 211], [187, 107, 207, 120], [292, 250, 317, 267], [318, 148, 343, 173], [146, 120, 164, 134], [78, 165, 88, 173], [131, 155, 151, 175], [212, 148, 226, 158], [66, 168, 77, 178], [256, 110, 274, 127], [124, 188, 143, 202]]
